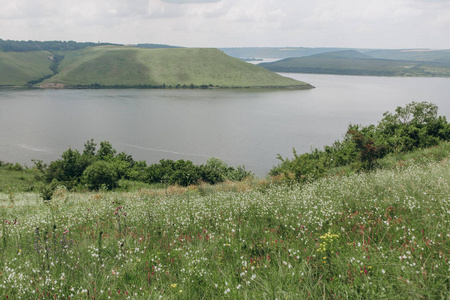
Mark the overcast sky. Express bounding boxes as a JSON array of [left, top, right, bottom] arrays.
[[1, 0, 449, 49]]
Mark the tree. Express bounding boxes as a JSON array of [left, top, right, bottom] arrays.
[[97, 141, 117, 160], [83, 138, 97, 156]]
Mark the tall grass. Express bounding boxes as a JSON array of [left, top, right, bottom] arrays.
[[0, 156, 449, 298]]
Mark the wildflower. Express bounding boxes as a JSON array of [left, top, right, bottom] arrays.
[[171, 284, 177, 288]]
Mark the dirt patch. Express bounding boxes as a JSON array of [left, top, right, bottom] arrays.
[[40, 83, 65, 88]]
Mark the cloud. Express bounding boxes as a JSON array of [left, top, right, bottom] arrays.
[[0, 0, 449, 48], [162, 0, 220, 4]]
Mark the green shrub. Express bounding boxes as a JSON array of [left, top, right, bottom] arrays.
[[82, 161, 119, 190], [271, 101, 450, 181], [33, 140, 251, 191]]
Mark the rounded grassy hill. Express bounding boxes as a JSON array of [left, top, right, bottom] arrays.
[[40, 46, 312, 89]]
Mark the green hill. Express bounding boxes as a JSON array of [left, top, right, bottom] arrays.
[[41, 46, 311, 88], [0, 51, 54, 86], [220, 47, 356, 59], [309, 49, 372, 59], [260, 50, 450, 77], [365, 49, 450, 62]]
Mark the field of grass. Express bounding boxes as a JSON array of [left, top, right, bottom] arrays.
[[0, 164, 39, 193], [47, 47, 151, 87], [42, 46, 310, 88], [1, 144, 449, 299], [260, 51, 450, 77], [0, 51, 53, 86]]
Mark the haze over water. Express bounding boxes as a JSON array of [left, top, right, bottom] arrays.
[[1, 73, 450, 176]]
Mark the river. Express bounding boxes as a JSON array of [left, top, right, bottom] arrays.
[[1, 73, 449, 176]]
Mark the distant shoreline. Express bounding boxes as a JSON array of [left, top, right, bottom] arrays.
[[0, 84, 315, 90]]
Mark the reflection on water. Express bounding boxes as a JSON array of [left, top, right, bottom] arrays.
[[1, 74, 450, 176]]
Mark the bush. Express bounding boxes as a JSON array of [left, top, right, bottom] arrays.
[[82, 161, 119, 190], [271, 101, 450, 181], [33, 140, 252, 191]]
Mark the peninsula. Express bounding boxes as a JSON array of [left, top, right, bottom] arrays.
[[0, 40, 313, 89]]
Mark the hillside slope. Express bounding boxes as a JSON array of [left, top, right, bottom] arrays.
[[42, 46, 312, 88], [366, 49, 450, 62], [0, 51, 54, 86], [260, 50, 450, 77]]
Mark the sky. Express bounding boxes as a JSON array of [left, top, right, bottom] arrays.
[[1, 0, 450, 49]]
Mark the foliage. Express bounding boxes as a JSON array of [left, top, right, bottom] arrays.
[[143, 158, 252, 187], [82, 161, 119, 190], [0, 39, 115, 52], [271, 101, 450, 180], [35, 140, 252, 191], [36, 179, 60, 201]]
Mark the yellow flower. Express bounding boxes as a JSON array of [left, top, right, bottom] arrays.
[[171, 284, 177, 288], [179, 290, 183, 293]]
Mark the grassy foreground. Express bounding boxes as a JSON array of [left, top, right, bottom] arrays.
[[1, 146, 449, 299]]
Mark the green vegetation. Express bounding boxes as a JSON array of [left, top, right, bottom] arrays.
[[222, 46, 450, 62], [32, 139, 252, 195], [260, 50, 450, 77], [136, 43, 182, 49], [0, 39, 116, 52], [0, 51, 54, 86], [366, 49, 450, 62], [271, 101, 450, 181], [42, 46, 311, 88], [0, 40, 312, 89], [0, 161, 39, 193], [0, 102, 449, 298], [0, 141, 449, 298], [221, 47, 350, 59]]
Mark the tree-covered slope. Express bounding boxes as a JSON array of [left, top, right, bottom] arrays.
[[42, 46, 311, 88]]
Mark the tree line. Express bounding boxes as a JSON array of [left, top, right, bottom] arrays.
[[0, 40, 116, 52], [33, 140, 252, 197]]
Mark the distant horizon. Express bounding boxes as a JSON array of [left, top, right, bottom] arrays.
[[1, 39, 449, 51]]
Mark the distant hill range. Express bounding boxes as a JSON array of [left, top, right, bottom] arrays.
[[135, 43, 183, 49], [220, 47, 354, 59], [0, 40, 311, 89], [256, 49, 450, 77]]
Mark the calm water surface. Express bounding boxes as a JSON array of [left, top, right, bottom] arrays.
[[1, 73, 449, 176]]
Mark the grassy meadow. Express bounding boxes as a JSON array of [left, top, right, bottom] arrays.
[[1, 143, 449, 299], [0, 51, 53, 86], [43, 46, 309, 88]]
